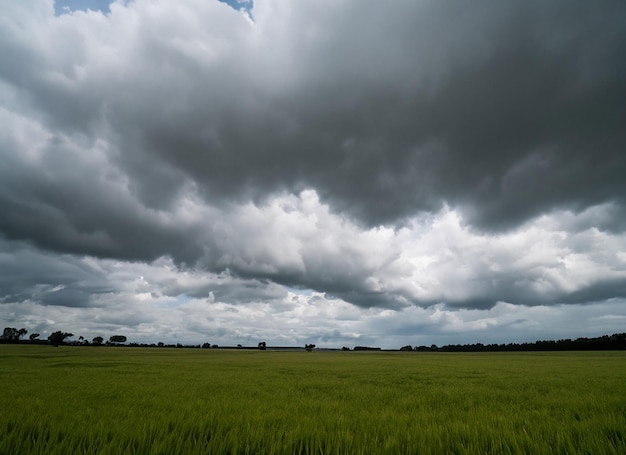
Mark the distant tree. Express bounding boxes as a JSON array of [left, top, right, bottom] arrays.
[[2, 327, 29, 342], [202, 343, 211, 349], [305, 344, 316, 352], [157, 342, 164, 347], [400, 345, 413, 351], [258, 341, 267, 350], [237, 344, 243, 349], [29, 333, 40, 342], [212, 344, 219, 349], [2, 327, 19, 341], [48, 331, 73, 347], [109, 335, 127, 344], [353, 346, 382, 351], [92, 336, 104, 346]]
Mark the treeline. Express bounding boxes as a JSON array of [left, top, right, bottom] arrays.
[[0, 328, 130, 347], [2, 326, 625, 351], [0, 329, 290, 351], [0, 327, 216, 348], [400, 333, 626, 352]]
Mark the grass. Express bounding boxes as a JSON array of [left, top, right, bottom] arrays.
[[1, 346, 625, 454]]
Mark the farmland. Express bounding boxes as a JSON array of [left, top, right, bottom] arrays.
[[1, 346, 625, 454]]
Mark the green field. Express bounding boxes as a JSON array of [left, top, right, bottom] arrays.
[[1, 346, 625, 454]]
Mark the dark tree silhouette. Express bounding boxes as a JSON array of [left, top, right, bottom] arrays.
[[258, 341, 267, 350], [405, 333, 626, 352], [2, 327, 28, 342], [353, 346, 381, 351], [92, 336, 104, 346], [48, 331, 73, 347], [29, 333, 40, 342], [109, 335, 127, 344], [2, 327, 18, 341], [305, 344, 316, 352]]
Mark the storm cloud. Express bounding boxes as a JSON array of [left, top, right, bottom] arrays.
[[1, 0, 625, 346]]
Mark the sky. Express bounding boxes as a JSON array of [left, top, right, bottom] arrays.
[[1, 0, 626, 348]]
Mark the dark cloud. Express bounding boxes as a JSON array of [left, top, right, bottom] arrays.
[[85, 0, 626, 231], [0, 238, 112, 307], [5, 2, 623, 237], [0, 135, 202, 263], [161, 274, 288, 304], [560, 279, 626, 306], [299, 1, 626, 230]]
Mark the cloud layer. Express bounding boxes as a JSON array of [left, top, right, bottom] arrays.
[[1, 0, 626, 346]]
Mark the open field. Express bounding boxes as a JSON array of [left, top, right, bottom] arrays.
[[1, 346, 625, 454]]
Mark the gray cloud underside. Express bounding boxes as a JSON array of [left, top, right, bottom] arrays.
[[4, 1, 626, 226], [1, 0, 626, 312]]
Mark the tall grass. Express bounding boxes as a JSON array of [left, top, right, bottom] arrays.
[[1, 346, 624, 454]]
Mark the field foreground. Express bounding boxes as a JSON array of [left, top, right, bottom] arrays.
[[1, 346, 625, 454]]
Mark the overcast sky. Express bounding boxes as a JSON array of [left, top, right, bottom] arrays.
[[1, 0, 625, 348]]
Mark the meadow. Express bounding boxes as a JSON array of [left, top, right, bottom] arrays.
[[1, 345, 625, 454]]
